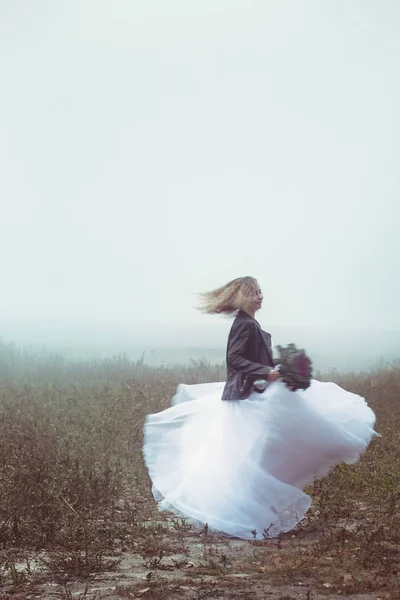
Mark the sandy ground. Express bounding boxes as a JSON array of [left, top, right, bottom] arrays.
[[2, 528, 393, 600]]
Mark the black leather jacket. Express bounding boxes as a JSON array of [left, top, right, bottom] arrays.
[[221, 310, 274, 400]]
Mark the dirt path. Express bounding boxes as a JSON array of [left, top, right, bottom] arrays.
[[2, 525, 393, 600]]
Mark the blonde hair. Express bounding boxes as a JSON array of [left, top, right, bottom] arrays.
[[198, 276, 259, 315]]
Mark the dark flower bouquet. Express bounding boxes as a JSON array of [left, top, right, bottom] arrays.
[[275, 343, 313, 392]]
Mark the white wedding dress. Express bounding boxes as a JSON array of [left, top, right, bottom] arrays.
[[143, 379, 378, 539]]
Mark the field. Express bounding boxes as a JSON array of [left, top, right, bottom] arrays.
[[1, 341, 400, 599]]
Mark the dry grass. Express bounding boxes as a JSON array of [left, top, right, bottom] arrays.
[[0, 340, 399, 598]]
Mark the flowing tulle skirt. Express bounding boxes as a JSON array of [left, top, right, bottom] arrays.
[[143, 380, 377, 539]]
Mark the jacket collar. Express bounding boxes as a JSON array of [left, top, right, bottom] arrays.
[[237, 309, 256, 321], [237, 309, 261, 327]]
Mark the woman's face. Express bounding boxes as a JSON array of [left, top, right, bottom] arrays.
[[239, 282, 263, 314]]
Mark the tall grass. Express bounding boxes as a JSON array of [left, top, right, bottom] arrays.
[[0, 341, 225, 550]]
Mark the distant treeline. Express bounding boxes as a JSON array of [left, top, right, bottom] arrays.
[[0, 339, 225, 385]]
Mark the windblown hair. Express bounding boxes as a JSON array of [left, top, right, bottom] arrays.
[[198, 276, 258, 315]]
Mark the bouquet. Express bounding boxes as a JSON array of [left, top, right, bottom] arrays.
[[275, 343, 313, 392]]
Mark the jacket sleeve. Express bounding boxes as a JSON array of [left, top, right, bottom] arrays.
[[227, 320, 272, 377]]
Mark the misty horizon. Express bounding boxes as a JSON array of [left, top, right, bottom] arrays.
[[1, 315, 399, 374]]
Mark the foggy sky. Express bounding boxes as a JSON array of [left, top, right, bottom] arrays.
[[1, 0, 399, 336]]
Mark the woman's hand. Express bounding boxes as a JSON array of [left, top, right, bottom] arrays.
[[267, 370, 280, 383]]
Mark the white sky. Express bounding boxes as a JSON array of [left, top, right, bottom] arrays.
[[1, 0, 399, 333]]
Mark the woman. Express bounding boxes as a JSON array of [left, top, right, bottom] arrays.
[[214, 277, 279, 400], [143, 276, 378, 539]]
